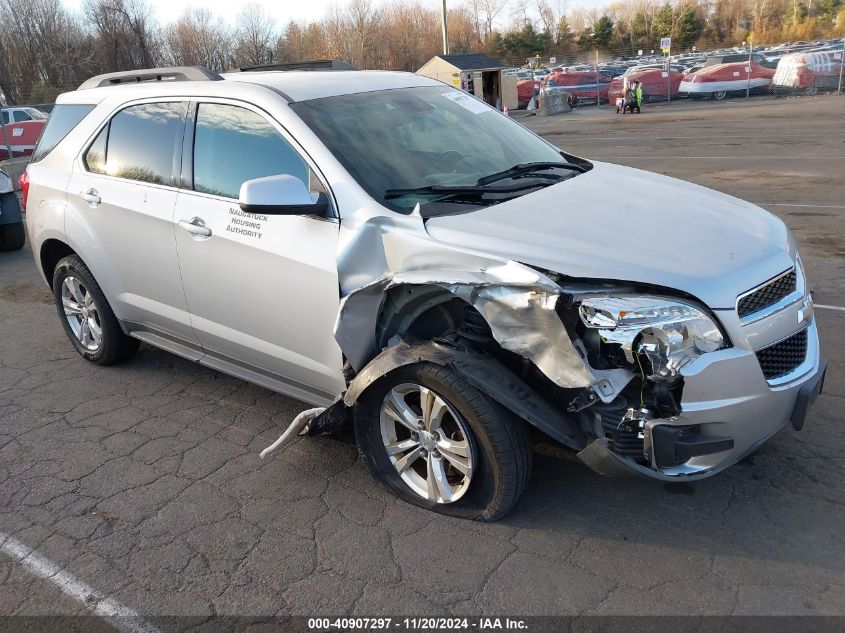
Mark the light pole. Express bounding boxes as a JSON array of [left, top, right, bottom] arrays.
[[590, 32, 599, 108], [745, 37, 753, 99], [440, 0, 449, 55], [838, 35, 844, 95]]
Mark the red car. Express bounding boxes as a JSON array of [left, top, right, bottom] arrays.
[[679, 62, 776, 100], [517, 79, 541, 108], [1, 107, 48, 158], [609, 69, 685, 103], [543, 70, 611, 103]]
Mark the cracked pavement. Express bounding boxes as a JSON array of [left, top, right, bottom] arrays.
[[0, 96, 843, 625]]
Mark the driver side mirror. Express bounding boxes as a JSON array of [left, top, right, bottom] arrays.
[[238, 174, 329, 216]]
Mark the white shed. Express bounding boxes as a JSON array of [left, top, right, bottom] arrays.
[[417, 53, 518, 111]]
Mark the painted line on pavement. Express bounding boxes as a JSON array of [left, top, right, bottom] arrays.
[[816, 304, 845, 312], [0, 531, 161, 633]]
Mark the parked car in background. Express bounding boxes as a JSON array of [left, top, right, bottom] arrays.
[[1, 106, 47, 123], [703, 52, 769, 67], [517, 78, 541, 108], [544, 70, 611, 103], [1, 107, 48, 158], [0, 168, 25, 251], [609, 68, 685, 102], [680, 61, 776, 99], [773, 50, 845, 94]]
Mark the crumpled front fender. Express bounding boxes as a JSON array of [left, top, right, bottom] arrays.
[[335, 265, 595, 391]]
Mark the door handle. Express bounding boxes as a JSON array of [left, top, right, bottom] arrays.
[[178, 217, 212, 237], [80, 189, 101, 207]]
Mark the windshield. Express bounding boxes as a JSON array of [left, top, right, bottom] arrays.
[[291, 86, 586, 215], [23, 107, 47, 120]]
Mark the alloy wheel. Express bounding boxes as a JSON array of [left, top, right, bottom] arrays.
[[61, 276, 102, 352], [378, 382, 475, 503]]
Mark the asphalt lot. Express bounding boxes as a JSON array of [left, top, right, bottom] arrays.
[[1, 95, 843, 628]]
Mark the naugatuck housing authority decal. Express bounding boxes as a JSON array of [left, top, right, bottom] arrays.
[[226, 206, 267, 240]]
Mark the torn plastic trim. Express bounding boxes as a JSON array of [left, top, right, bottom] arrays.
[[344, 339, 587, 450], [259, 400, 353, 459], [577, 436, 738, 481], [335, 265, 595, 391]]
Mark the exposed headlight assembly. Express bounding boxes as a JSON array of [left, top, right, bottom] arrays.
[[578, 296, 725, 377]]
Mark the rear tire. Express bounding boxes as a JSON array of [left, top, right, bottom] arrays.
[[0, 221, 25, 252], [52, 255, 139, 365], [712, 90, 728, 100], [355, 362, 533, 521]]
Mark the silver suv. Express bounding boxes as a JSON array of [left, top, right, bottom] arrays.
[[23, 66, 826, 520]]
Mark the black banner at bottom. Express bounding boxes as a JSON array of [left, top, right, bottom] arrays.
[[1, 616, 844, 633]]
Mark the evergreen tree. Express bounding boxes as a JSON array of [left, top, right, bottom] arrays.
[[592, 16, 614, 48]]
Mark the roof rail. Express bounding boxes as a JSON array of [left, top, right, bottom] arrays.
[[78, 66, 223, 90]]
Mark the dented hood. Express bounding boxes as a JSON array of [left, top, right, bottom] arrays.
[[424, 161, 793, 309]]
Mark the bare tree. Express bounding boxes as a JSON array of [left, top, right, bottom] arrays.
[[163, 8, 232, 71], [476, 0, 510, 39], [346, 0, 382, 68], [233, 4, 275, 68], [84, 0, 160, 71]]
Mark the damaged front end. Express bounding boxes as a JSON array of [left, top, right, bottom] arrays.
[[330, 230, 750, 480], [558, 288, 741, 478], [265, 211, 814, 483]]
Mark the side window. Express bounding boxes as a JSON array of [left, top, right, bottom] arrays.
[[30, 104, 95, 163], [92, 102, 186, 185], [193, 103, 309, 199], [1, 111, 8, 124], [13, 110, 33, 122]]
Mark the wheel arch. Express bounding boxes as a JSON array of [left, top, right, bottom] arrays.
[[375, 283, 470, 351], [39, 238, 78, 285]]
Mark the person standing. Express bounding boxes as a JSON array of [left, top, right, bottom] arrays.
[[635, 80, 644, 113]]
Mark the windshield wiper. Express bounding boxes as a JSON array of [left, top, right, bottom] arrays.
[[383, 181, 548, 200], [476, 161, 586, 186]]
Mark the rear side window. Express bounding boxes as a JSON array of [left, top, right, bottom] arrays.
[[192, 103, 308, 199], [94, 102, 186, 185], [30, 104, 94, 163]]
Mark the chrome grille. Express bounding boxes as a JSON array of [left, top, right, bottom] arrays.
[[737, 269, 797, 319], [756, 328, 808, 381]]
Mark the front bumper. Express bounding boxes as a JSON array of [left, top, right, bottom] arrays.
[[578, 319, 825, 480]]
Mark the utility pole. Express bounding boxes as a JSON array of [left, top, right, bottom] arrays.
[[746, 37, 753, 99], [441, 0, 450, 55], [595, 48, 600, 107], [838, 36, 844, 95]]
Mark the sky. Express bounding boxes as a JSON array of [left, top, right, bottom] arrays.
[[60, 0, 610, 28]]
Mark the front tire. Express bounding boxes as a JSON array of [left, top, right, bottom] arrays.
[[52, 255, 139, 365], [355, 363, 533, 521]]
